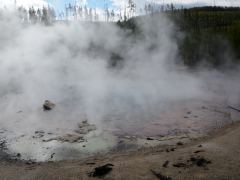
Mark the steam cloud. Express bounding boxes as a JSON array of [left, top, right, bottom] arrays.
[[0, 11, 239, 161]]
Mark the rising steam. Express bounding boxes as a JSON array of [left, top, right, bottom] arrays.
[[0, 11, 239, 161]]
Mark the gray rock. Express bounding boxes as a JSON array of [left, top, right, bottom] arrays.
[[75, 121, 96, 135], [43, 100, 56, 111], [43, 134, 84, 143]]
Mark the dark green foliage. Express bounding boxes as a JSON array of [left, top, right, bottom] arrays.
[[117, 18, 141, 36], [170, 6, 240, 67], [179, 32, 232, 67], [117, 6, 240, 68]]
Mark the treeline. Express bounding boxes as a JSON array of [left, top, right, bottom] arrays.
[[17, 6, 56, 25], [63, 0, 137, 22], [64, 4, 100, 21], [117, 6, 240, 68], [63, 0, 177, 22], [172, 6, 240, 31], [171, 7, 240, 66]]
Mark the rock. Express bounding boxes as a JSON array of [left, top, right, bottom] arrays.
[[82, 119, 88, 124], [43, 134, 84, 143], [43, 119, 96, 143], [163, 160, 169, 168], [25, 160, 36, 165], [43, 100, 55, 111], [35, 130, 44, 134], [16, 153, 21, 158], [32, 130, 45, 138], [50, 153, 55, 159], [194, 150, 205, 154], [86, 125, 97, 132], [173, 162, 187, 168], [151, 170, 172, 180], [57, 134, 84, 143], [75, 121, 96, 135], [190, 156, 211, 167], [165, 148, 175, 153], [74, 128, 89, 135], [118, 140, 124, 144], [89, 164, 114, 177], [0, 140, 6, 150], [86, 161, 96, 165], [177, 141, 184, 146], [146, 137, 155, 140], [173, 156, 211, 169]]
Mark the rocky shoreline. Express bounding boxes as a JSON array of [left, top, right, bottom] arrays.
[[0, 122, 240, 179]]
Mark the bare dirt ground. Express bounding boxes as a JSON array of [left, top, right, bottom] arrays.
[[0, 121, 240, 180]]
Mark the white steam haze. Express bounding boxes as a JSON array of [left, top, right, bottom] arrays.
[[0, 10, 239, 161]]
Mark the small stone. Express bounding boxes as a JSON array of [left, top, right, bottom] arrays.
[[146, 137, 154, 140], [151, 170, 172, 180], [89, 164, 114, 177], [163, 160, 169, 168], [177, 142, 184, 146], [190, 157, 211, 167], [75, 129, 89, 135], [82, 120, 88, 124], [50, 153, 55, 159], [173, 162, 187, 168], [16, 153, 21, 158], [194, 150, 205, 154], [43, 100, 56, 111]]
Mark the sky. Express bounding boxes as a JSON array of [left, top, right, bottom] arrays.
[[46, 0, 115, 13], [1, 0, 240, 14], [46, 0, 240, 12]]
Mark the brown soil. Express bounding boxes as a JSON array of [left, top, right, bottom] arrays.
[[0, 122, 240, 180]]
